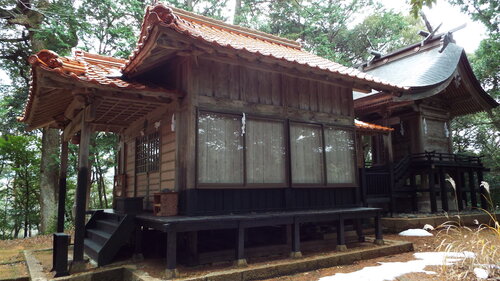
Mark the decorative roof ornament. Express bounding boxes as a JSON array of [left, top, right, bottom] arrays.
[[368, 49, 383, 65], [439, 32, 456, 53], [418, 12, 442, 46]]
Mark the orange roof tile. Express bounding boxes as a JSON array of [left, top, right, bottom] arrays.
[[20, 49, 167, 122], [355, 120, 393, 133], [123, 4, 407, 92]]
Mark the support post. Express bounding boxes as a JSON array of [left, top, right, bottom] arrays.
[[389, 164, 395, 216], [186, 231, 199, 266], [428, 169, 437, 213], [354, 219, 365, 242], [57, 139, 69, 233], [469, 170, 477, 208], [52, 233, 70, 277], [165, 230, 178, 279], [478, 170, 488, 209], [336, 217, 347, 251], [374, 213, 384, 245], [439, 168, 449, 212], [410, 174, 418, 212], [360, 168, 367, 207], [71, 119, 91, 269], [132, 226, 144, 262], [235, 223, 247, 266], [290, 220, 302, 258], [456, 170, 464, 211]]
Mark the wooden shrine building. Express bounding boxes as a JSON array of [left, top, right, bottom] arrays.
[[354, 32, 498, 214], [20, 4, 411, 277]]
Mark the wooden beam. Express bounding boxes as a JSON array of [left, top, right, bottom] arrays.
[[39, 71, 181, 100], [64, 95, 86, 120], [63, 110, 83, 141], [63, 102, 101, 141]]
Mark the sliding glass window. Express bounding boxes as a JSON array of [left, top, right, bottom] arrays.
[[324, 127, 356, 184], [290, 123, 324, 185], [246, 119, 286, 184], [197, 112, 243, 184]]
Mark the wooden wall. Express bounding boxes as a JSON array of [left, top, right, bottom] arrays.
[[191, 58, 354, 119], [179, 57, 357, 215], [420, 101, 451, 154], [121, 107, 176, 209]]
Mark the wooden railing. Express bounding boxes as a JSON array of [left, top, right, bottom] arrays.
[[410, 151, 483, 166], [360, 151, 486, 213]]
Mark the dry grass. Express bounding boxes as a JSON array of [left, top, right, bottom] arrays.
[[436, 181, 499, 280]]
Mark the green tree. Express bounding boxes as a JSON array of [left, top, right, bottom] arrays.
[[0, 135, 40, 238]]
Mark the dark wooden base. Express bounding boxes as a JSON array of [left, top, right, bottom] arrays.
[[135, 207, 382, 273], [114, 197, 144, 214]]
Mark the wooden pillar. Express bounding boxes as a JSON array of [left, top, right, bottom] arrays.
[[354, 219, 365, 242], [469, 170, 478, 208], [360, 168, 367, 207], [428, 169, 437, 213], [389, 164, 395, 216], [383, 133, 393, 164], [439, 168, 448, 212], [469, 170, 478, 207], [186, 231, 199, 266], [56, 138, 69, 233], [455, 170, 464, 211], [52, 233, 70, 277], [165, 230, 178, 278], [478, 170, 488, 209], [410, 174, 418, 212], [374, 213, 384, 245], [235, 223, 247, 266], [72, 120, 91, 264], [132, 226, 143, 261], [336, 218, 347, 251], [290, 220, 302, 258]]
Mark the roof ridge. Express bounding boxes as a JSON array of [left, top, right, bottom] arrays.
[[166, 5, 302, 49], [73, 50, 125, 67]]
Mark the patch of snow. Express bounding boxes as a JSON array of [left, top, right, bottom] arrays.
[[422, 224, 434, 231], [474, 268, 489, 279], [399, 229, 433, 236], [318, 252, 475, 281]]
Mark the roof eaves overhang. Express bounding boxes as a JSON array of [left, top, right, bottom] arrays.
[[122, 4, 408, 94]]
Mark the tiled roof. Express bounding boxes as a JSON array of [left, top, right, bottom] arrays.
[[123, 4, 407, 91], [355, 120, 393, 133], [20, 49, 167, 122]]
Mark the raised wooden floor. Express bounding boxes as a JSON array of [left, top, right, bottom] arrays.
[[129, 207, 384, 277]]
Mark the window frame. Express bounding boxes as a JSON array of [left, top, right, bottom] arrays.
[[135, 131, 160, 174], [196, 111, 245, 188], [195, 109, 358, 189], [323, 125, 358, 187]]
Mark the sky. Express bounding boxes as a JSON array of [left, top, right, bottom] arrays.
[[0, 0, 488, 85], [380, 0, 487, 53]]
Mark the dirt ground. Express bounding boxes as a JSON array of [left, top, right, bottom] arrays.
[[263, 230, 499, 281], [0, 233, 54, 279], [1, 229, 497, 281]]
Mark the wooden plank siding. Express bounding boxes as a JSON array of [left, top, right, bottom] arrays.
[[122, 109, 176, 209], [179, 57, 358, 215], [191, 58, 353, 119]]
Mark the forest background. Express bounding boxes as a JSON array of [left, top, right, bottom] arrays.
[[0, 0, 498, 239]]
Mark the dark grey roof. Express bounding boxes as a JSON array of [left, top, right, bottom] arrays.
[[364, 43, 463, 88]]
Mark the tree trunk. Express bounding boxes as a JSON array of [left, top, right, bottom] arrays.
[[39, 127, 60, 233], [233, 0, 242, 25]]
